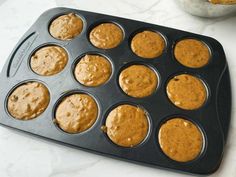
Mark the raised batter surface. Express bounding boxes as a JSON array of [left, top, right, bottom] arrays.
[[89, 23, 123, 49], [49, 13, 83, 40], [7, 82, 50, 120], [158, 118, 203, 162], [119, 65, 157, 98], [55, 94, 98, 133], [174, 39, 210, 68], [166, 74, 207, 110], [131, 30, 165, 59], [74, 54, 112, 86], [105, 104, 149, 147], [31, 45, 68, 76]]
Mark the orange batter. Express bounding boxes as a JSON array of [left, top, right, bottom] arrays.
[[119, 65, 157, 98], [105, 104, 149, 147], [89, 23, 123, 49], [174, 39, 210, 68], [30, 45, 68, 76], [166, 74, 207, 110], [55, 94, 98, 133], [49, 13, 83, 40], [158, 118, 203, 162], [209, 0, 236, 4], [131, 30, 165, 59], [74, 54, 112, 86], [7, 82, 50, 120]]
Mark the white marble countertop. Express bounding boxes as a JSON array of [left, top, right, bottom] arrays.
[[0, 0, 235, 176]]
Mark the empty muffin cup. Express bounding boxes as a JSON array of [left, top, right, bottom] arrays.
[[7, 82, 50, 120], [49, 13, 83, 40], [74, 54, 112, 87], [30, 45, 68, 76], [119, 65, 158, 98], [54, 93, 98, 134], [89, 23, 123, 49], [158, 118, 203, 162], [131, 30, 165, 59], [166, 74, 207, 110], [174, 39, 210, 68], [104, 104, 149, 147]]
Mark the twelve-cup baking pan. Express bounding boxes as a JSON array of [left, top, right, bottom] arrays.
[[0, 7, 232, 175]]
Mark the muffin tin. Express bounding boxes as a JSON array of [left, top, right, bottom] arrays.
[[0, 7, 231, 175]]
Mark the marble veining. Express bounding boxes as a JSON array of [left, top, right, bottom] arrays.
[[0, 0, 236, 177]]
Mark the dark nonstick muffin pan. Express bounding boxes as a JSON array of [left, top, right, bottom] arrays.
[[0, 7, 231, 175]]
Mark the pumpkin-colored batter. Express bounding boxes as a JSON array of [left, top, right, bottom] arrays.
[[119, 65, 158, 98], [89, 23, 123, 49], [166, 74, 207, 110], [7, 82, 50, 120], [74, 54, 112, 86], [174, 39, 210, 68], [30, 45, 68, 76], [158, 118, 203, 162], [209, 0, 236, 4], [49, 13, 83, 40], [105, 104, 149, 147], [131, 30, 165, 59], [55, 94, 98, 134]]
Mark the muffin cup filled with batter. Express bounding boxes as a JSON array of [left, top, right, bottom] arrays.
[[103, 104, 149, 148], [54, 92, 98, 134], [158, 118, 204, 162], [49, 13, 83, 40], [174, 39, 211, 68], [166, 74, 208, 110], [131, 30, 165, 59], [89, 22, 123, 49], [119, 64, 158, 98], [7, 81, 50, 120], [30, 45, 68, 76], [74, 54, 112, 87]]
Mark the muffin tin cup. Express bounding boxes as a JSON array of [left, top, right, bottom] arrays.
[[0, 7, 231, 175]]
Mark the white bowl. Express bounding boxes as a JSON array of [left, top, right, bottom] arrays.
[[175, 0, 236, 17]]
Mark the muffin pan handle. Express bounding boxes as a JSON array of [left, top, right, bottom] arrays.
[[216, 66, 232, 143], [6, 32, 38, 78]]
